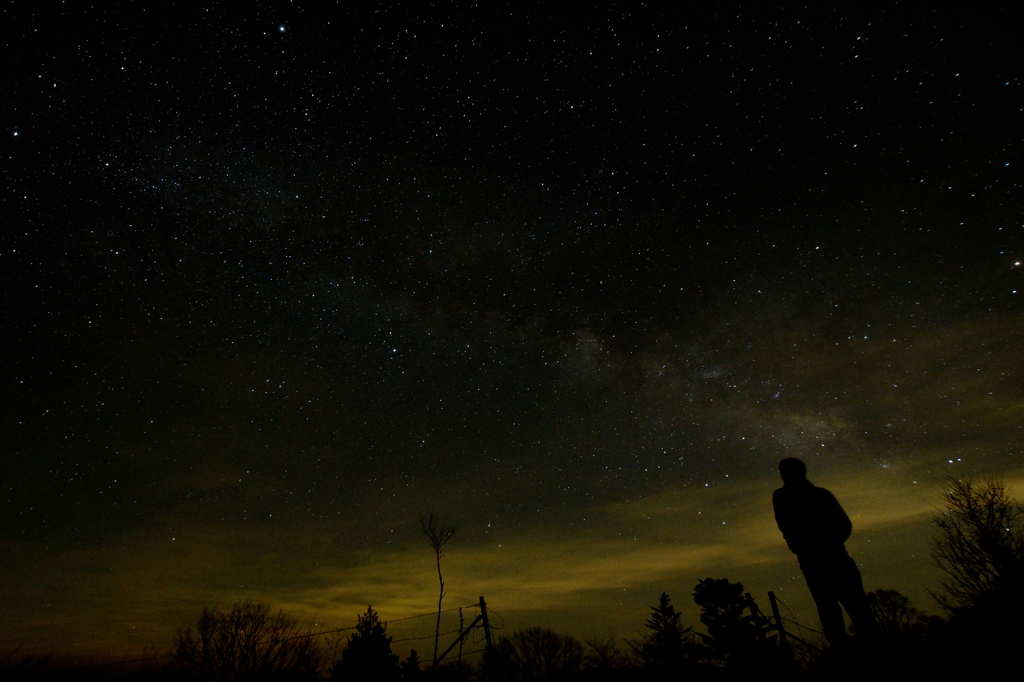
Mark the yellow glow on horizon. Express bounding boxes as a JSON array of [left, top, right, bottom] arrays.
[[5, 470, 1022, 658]]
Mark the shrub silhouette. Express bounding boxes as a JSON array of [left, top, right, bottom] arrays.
[[332, 606, 399, 681], [172, 600, 326, 681]]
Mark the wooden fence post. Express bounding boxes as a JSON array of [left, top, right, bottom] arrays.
[[767, 591, 789, 648], [458, 607, 464, 663], [479, 596, 493, 650]]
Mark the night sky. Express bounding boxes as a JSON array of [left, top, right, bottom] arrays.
[[2, 2, 1023, 658]]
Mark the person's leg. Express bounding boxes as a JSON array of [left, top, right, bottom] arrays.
[[803, 566, 848, 646], [836, 556, 879, 637]]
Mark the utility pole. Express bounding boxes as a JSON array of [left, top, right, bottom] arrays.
[[427, 596, 493, 670], [767, 591, 789, 648]]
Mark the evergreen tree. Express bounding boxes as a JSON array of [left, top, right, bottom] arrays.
[[333, 606, 399, 681], [630, 592, 694, 673]]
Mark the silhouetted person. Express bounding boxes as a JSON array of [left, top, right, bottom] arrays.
[[773, 458, 878, 646]]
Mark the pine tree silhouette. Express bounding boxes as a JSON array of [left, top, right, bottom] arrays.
[[630, 592, 694, 673], [333, 606, 399, 681], [692, 578, 779, 670]]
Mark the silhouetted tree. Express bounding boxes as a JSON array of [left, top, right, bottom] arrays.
[[432, 659, 475, 682], [421, 511, 457, 665], [400, 649, 421, 680], [692, 579, 779, 669], [483, 627, 583, 682], [172, 600, 326, 681], [922, 477, 1024, 677], [333, 606, 399, 682], [864, 589, 928, 637], [1, 647, 53, 682], [581, 635, 630, 675], [627, 593, 694, 674], [930, 477, 1024, 614]]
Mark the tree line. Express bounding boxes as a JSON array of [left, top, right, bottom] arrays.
[[4, 476, 1022, 680]]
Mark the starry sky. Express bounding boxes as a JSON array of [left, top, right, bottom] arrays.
[[2, 1, 1023, 658]]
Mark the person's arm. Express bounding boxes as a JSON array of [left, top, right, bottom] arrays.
[[823, 489, 852, 543]]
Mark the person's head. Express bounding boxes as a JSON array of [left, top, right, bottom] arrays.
[[778, 457, 807, 484]]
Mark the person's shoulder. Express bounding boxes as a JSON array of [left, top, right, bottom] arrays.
[[776, 480, 810, 495], [810, 484, 837, 497], [809, 485, 843, 505], [772, 485, 798, 509]]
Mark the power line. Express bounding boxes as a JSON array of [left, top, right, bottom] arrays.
[[393, 628, 462, 643], [386, 602, 479, 624], [774, 595, 822, 637], [486, 608, 506, 630], [66, 654, 174, 670], [60, 601, 485, 670], [770, 594, 825, 655], [780, 616, 822, 635]]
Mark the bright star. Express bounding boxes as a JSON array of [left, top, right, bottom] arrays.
[[279, 25, 286, 33]]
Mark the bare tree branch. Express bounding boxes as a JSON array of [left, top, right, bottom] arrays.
[[930, 477, 1024, 614], [172, 600, 326, 680]]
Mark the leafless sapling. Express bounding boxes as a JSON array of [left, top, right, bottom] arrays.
[[421, 511, 457, 665]]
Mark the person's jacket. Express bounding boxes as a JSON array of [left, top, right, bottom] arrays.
[[772, 479, 852, 559]]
